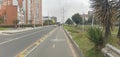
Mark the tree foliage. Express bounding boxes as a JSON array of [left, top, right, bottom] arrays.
[[72, 13, 82, 25], [29, 20, 33, 24], [65, 18, 73, 25], [43, 20, 54, 25], [0, 17, 4, 24], [116, 0, 120, 38], [91, 0, 117, 38], [13, 19, 19, 25], [13, 19, 19, 28]]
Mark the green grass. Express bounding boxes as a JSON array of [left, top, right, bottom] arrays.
[[64, 25, 105, 57], [109, 26, 120, 49], [0, 27, 8, 30]]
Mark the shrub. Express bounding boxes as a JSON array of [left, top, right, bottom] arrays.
[[87, 27, 104, 50]]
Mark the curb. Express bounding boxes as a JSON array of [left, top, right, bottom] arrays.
[[0, 26, 47, 34], [63, 29, 84, 57], [0, 26, 56, 35]]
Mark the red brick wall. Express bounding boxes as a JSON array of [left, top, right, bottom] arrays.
[[3, 6, 17, 25]]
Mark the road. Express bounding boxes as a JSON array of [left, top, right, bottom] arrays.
[[0, 26, 55, 57], [27, 27, 76, 57]]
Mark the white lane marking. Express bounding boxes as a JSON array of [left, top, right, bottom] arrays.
[[50, 39, 65, 42], [52, 44, 56, 48], [25, 45, 38, 57], [55, 28, 59, 40], [63, 28, 77, 57], [0, 31, 41, 45]]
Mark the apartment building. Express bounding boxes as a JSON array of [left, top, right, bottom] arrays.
[[0, 0, 42, 26], [0, 0, 17, 26]]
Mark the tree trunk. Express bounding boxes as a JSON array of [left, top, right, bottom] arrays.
[[105, 19, 111, 38], [117, 21, 120, 38], [105, 26, 111, 38]]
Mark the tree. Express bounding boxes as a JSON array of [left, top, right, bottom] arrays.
[[116, 0, 120, 38], [72, 13, 82, 26], [43, 20, 53, 25], [91, 0, 117, 38], [0, 17, 4, 24], [29, 20, 33, 25], [13, 19, 19, 28], [65, 18, 73, 25], [43, 20, 48, 25]]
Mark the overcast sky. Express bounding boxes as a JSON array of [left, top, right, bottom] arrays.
[[42, 0, 91, 22]]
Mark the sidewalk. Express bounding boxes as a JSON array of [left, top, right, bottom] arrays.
[[0, 27, 42, 34], [0, 25, 57, 35], [27, 27, 76, 57]]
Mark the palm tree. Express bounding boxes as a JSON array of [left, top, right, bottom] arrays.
[[91, 0, 116, 38], [116, 0, 120, 38]]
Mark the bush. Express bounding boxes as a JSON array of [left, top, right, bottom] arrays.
[[87, 27, 104, 50]]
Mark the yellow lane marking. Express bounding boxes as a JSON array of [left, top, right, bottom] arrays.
[[15, 28, 57, 57]]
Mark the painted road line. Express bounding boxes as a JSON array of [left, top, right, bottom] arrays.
[[15, 27, 57, 57], [63, 29, 77, 57], [52, 44, 56, 48], [0, 31, 42, 45]]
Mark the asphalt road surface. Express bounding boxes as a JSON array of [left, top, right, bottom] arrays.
[[27, 27, 76, 57], [0, 26, 55, 57]]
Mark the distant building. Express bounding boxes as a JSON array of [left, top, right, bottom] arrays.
[[43, 16, 57, 24], [81, 14, 88, 21], [88, 11, 94, 17], [51, 16, 57, 23]]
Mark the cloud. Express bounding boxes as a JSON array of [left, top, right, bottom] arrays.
[[42, 0, 90, 22]]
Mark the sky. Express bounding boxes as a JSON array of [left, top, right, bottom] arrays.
[[42, 0, 91, 22]]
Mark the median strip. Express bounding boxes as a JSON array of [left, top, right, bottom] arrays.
[[15, 28, 57, 57]]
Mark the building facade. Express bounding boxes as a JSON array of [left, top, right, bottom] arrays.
[[0, 0, 42, 26], [0, 0, 17, 26]]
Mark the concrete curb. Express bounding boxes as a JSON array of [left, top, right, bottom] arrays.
[[102, 44, 120, 57], [0, 28, 35, 34], [0, 26, 51, 34], [63, 29, 84, 57]]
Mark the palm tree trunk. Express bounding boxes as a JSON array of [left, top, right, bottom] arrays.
[[105, 25, 111, 38], [105, 0, 111, 38], [117, 21, 120, 38], [105, 17, 111, 38]]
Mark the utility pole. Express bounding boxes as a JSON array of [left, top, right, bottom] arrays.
[[62, 8, 65, 25]]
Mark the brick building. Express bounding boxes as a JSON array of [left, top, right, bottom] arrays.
[[0, 0, 42, 26], [0, 0, 17, 26]]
